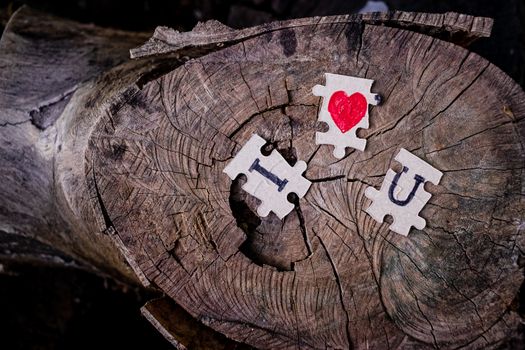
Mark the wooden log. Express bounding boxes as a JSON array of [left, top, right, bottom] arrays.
[[90, 12, 525, 350], [0, 6, 153, 281], [1, 6, 524, 350], [0, 7, 250, 347]]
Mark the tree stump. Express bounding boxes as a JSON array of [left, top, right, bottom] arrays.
[[1, 7, 524, 350]]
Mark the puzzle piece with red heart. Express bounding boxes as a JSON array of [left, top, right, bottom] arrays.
[[312, 73, 381, 158]]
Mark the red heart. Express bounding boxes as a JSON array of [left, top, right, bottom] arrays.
[[327, 91, 367, 133]]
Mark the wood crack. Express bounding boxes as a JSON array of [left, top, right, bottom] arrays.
[[0, 119, 31, 127], [91, 164, 114, 231], [317, 236, 353, 350], [426, 60, 490, 126], [398, 258, 440, 349]]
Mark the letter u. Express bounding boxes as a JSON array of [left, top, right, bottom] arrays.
[[388, 166, 425, 206]]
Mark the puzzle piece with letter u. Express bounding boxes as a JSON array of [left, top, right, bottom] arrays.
[[364, 148, 443, 236], [223, 134, 311, 219], [313, 73, 380, 159]]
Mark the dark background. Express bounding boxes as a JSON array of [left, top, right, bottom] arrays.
[[0, 1, 524, 349]]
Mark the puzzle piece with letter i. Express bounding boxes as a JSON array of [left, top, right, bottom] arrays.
[[312, 73, 381, 158], [223, 134, 311, 219], [364, 148, 443, 236]]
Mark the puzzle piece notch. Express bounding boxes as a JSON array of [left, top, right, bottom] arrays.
[[313, 73, 380, 159], [395, 148, 442, 186], [364, 170, 427, 236], [223, 134, 311, 219], [364, 149, 443, 236]]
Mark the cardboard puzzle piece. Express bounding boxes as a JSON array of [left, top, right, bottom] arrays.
[[364, 148, 443, 236], [223, 134, 311, 219], [312, 73, 380, 159]]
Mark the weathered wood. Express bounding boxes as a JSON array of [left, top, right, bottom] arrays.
[[85, 13, 522, 350], [142, 296, 253, 349], [0, 6, 252, 347], [0, 230, 84, 269], [130, 11, 493, 59], [1, 6, 524, 350], [0, 6, 153, 281]]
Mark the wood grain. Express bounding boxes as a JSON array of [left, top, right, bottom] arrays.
[[130, 11, 493, 59], [0, 6, 151, 280], [85, 18, 525, 349]]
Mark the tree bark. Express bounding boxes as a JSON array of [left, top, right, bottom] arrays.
[[1, 6, 524, 350]]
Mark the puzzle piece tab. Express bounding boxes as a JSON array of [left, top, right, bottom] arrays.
[[223, 134, 311, 219], [364, 148, 443, 236], [312, 73, 380, 159]]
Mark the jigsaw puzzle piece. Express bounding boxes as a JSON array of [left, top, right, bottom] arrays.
[[316, 131, 364, 158], [312, 73, 380, 158], [313, 77, 380, 107], [365, 178, 427, 236], [223, 134, 311, 219], [389, 196, 427, 235], [395, 148, 442, 185], [312, 84, 328, 98], [252, 155, 310, 218], [364, 149, 442, 236], [270, 159, 309, 196], [253, 188, 294, 218], [223, 134, 266, 181]]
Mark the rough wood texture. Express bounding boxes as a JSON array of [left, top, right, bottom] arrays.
[[0, 230, 84, 269], [0, 6, 255, 348], [142, 296, 253, 349], [0, 6, 155, 281], [1, 6, 524, 350], [86, 13, 523, 350], [130, 11, 493, 59]]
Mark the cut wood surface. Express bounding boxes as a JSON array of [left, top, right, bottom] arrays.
[[87, 12, 524, 350], [1, 6, 524, 350]]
